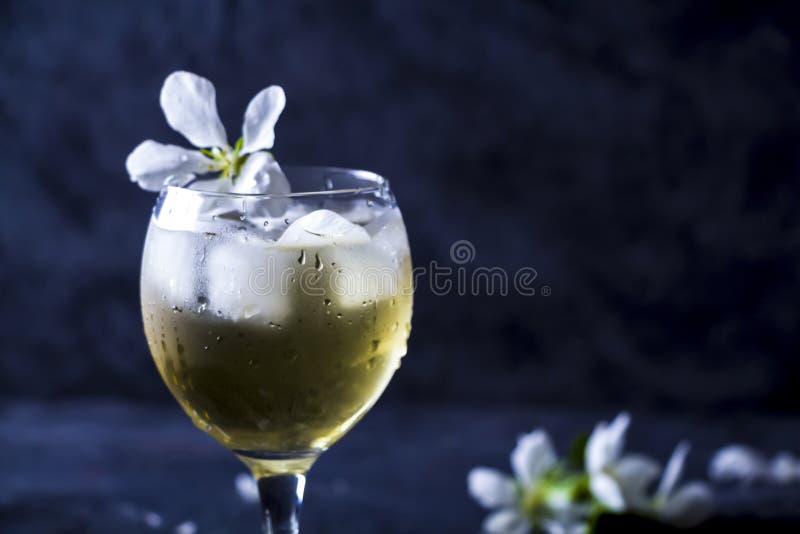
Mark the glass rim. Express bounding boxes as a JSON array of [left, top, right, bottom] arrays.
[[163, 165, 388, 200]]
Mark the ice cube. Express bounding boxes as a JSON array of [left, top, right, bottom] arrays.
[[275, 209, 371, 249], [142, 223, 201, 307], [322, 209, 410, 308], [205, 229, 294, 322]]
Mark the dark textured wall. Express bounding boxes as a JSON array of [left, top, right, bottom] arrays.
[[1, 0, 799, 411]]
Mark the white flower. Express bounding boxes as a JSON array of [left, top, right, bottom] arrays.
[[652, 441, 713, 527], [235, 472, 259, 503], [708, 444, 766, 483], [468, 429, 559, 533], [768, 452, 800, 484], [126, 70, 289, 197], [584, 412, 660, 513], [709, 444, 800, 485]]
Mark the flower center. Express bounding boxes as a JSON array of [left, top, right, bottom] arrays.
[[201, 137, 247, 179]]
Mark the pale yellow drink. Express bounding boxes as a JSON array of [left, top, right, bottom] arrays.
[[141, 209, 412, 455]]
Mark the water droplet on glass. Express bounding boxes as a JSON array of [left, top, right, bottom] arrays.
[[297, 250, 306, 265], [216, 335, 223, 343], [323, 298, 331, 306], [177, 343, 185, 354], [371, 339, 380, 352], [314, 253, 323, 271], [391, 322, 399, 332], [324, 178, 334, 190], [196, 296, 208, 313], [336, 313, 343, 319], [203, 345, 209, 351], [284, 218, 290, 225], [366, 199, 374, 207], [263, 220, 269, 228], [172, 305, 183, 313], [248, 359, 255, 367], [366, 357, 377, 370]]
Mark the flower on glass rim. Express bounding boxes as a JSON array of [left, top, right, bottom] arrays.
[[650, 441, 713, 527], [125, 71, 289, 197], [468, 429, 573, 533]]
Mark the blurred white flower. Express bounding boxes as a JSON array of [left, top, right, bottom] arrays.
[[708, 444, 767, 483], [768, 452, 800, 484], [469, 414, 717, 533], [174, 520, 198, 534], [585, 412, 660, 513], [126, 70, 289, 195], [709, 444, 800, 485], [469, 429, 569, 533], [235, 472, 260, 503], [651, 441, 713, 527]]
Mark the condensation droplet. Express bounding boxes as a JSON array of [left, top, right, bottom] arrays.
[[314, 253, 323, 271], [297, 250, 306, 265], [196, 296, 208, 313], [177, 343, 185, 354], [324, 298, 331, 306]]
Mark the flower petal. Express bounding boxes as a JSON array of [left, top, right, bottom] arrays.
[[656, 441, 689, 501], [232, 151, 291, 216], [482, 508, 530, 534], [241, 85, 286, 154], [659, 481, 713, 528], [160, 71, 228, 148], [467, 468, 517, 509], [708, 444, 767, 483], [510, 429, 557, 487], [589, 472, 625, 512], [542, 519, 588, 534], [585, 412, 630, 474], [125, 140, 215, 191], [613, 454, 661, 511]]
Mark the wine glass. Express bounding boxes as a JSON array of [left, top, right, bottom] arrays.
[[140, 167, 413, 532]]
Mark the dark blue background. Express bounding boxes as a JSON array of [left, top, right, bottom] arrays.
[[2, 0, 800, 410]]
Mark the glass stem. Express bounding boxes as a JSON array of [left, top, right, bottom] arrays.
[[258, 473, 306, 534]]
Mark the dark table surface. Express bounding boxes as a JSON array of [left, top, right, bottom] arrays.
[[2, 400, 800, 533]]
